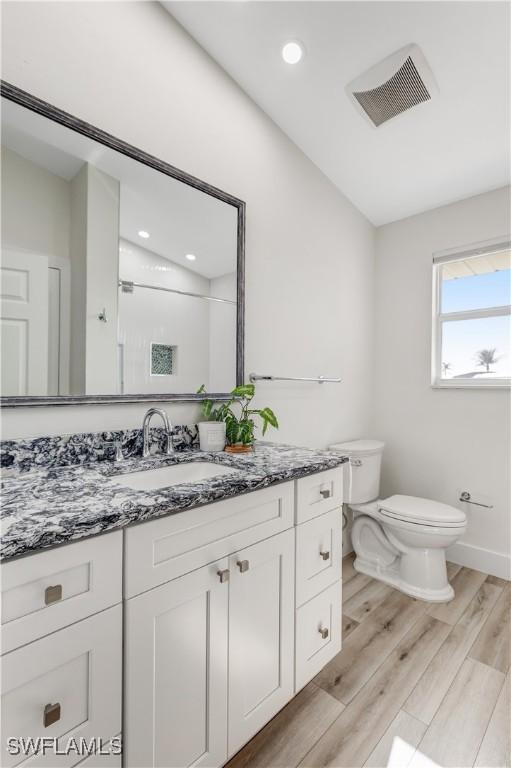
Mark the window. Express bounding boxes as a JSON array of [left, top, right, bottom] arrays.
[[432, 241, 511, 387]]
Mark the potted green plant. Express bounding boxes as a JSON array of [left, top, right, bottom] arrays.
[[197, 383, 278, 453]]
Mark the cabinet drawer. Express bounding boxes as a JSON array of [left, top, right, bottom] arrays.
[[1, 605, 122, 768], [125, 483, 294, 597], [296, 509, 342, 607], [295, 581, 342, 691], [295, 468, 343, 524], [1, 532, 122, 654]]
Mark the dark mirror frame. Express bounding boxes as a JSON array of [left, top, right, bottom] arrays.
[[0, 81, 245, 408]]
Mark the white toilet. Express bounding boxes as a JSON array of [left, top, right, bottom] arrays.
[[330, 439, 467, 603]]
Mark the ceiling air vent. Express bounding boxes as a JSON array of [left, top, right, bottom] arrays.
[[347, 44, 438, 127]]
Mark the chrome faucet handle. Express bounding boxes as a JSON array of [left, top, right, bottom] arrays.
[[105, 438, 123, 462], [114, 440, 123, 462]]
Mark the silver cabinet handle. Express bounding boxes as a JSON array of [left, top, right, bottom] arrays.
[[319, 627, 329, 639], [350, 458, 362, 467], [43, 702, 61, 728], [237, 560, 250, 573], [217, 569, 230, 583], [320, 551, 330, 561], [45, 585, 62, 605], [320, 489, 331, 499]]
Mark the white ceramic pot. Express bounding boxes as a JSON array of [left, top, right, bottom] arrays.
[[198, 422, 226, 452]]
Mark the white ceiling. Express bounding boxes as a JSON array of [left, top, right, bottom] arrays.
[[2, 99, 238, 279], [165, 1, 511, 226]]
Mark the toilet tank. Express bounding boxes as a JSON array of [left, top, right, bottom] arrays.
[[329, 439, 385, 504]]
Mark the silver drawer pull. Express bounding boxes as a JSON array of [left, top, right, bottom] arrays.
[[237, 560, 250, 573], [319, 627, 329, 640], [320, 489, 331, 499], [43, 702, 61, 728], [45, 585, 62, 605], [320, 550, 330, 561], [217, 569, 230, 583], [350, 458, 362, 467]]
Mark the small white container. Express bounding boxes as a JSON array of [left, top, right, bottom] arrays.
[[198, 422, 226, 452]]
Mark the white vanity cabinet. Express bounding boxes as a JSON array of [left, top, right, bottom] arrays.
[[1, 466, 343, 768], [124, 470, 342, 768], [124, 528, 295, 768]]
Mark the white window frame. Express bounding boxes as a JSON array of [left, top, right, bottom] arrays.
[[432, 237, 511, 389]]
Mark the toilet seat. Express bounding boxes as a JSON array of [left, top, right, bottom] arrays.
[[378, 494, 466, 528]]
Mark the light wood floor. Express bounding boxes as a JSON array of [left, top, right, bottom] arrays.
[[227, 554, 511, 768]]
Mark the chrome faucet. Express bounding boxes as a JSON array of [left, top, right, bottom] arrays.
[[142, 408, 174, 457]]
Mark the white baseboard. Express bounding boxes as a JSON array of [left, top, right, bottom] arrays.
[[447, 541, 511, 581]]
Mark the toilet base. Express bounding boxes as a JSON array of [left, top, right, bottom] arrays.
[[353, 555, 454, 603]]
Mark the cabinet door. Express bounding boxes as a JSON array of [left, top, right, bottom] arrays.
[[124, 561, 229, 768], [228, 529, 295, 757]]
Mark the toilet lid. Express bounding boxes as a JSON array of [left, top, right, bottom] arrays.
[[378, 495, 466, 527]]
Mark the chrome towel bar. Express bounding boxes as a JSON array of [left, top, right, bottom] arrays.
[[459, 491, 493, 509], [249, 373, 342, 384]]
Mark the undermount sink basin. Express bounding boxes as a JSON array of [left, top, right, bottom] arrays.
[[108, 461, 243, 492]]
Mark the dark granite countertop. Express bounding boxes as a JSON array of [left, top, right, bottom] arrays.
[[1, 442, 347, 562]]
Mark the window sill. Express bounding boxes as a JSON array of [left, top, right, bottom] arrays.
[[432, 379, 511, 390]]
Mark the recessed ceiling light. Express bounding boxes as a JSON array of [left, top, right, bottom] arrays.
[[282, 41, 304, 65], [185, 253, 196, 261], [138, 230, 150, 239]]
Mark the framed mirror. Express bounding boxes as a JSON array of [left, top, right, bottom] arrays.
[[0, 82, 245, 407]]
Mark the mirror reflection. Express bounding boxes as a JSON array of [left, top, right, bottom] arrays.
[[1, 98, 239, 398]]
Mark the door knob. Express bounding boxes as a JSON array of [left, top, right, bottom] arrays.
[[43, 702, 61, 728], [237, 560, 250, 573], [320, 489, 331, 499], [319, 550, 330, 561], [217, 569, 230, 583], [318, 627, 329, 640], [45, 585, 62, 605]]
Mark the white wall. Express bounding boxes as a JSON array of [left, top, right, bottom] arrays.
[[119, 239, 210, 394], [1, 145, 70, 261], [69, 163, 88, 393], [84, 165, 120, 394], [1, 1, 375, 444], [69, 163, 120, 394], [374, 186, 511, 579], [209, 272, 237, 392]]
